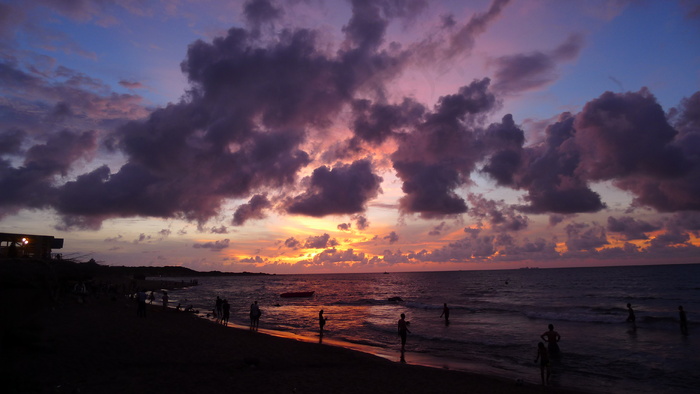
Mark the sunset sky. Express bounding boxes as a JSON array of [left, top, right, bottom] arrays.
[[1, 0, 700, 273]]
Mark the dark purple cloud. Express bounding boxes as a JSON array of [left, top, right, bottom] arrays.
[[467, 194, 529, 232], [393, 160, 468, 217], [486, 112, 606, 214], [34, 1, 414, 229], [344, 0, 427, 51], [565, 222, 608, 252], [478, 113, 526, 186], [286, 160, 383, 217], [606, 216, 660, 240], [193, 239, 230, 251], [578, 90, 700, 211], [353, 214, 369, 230], [25, 129, 96, 176], [649, 228, 690, 249], [491, 34, 584, 93], [297, 248, 367, 268], [548, 214, 566, 226], [350, 98, 425, 144], [672, 91, 700, 132], [445, 0, 512, 59], [1, 0, 700, 273], [342, 0, 387, 50], [304, 233, 338, 249], [391, 78, 498, 217], [133, 233, 151, 244], [464, 227, 481, 238], [680, 0, 700, 18], [507, 237, 557, 255], [669, 211, 700, 233], [0, 129, 25, 155], [0, 61, 145, 133], [384, 231, 399, 244], [0, 129, 97, 219], [119, 80, 143, 89], [284, 237, 301, 249], [415, 234, 496, 261], [575, 89, 686, 180], [428, 221, 448, 236], [376, 249, 411, 265], [481, 89, 700, 215], [232, 194, 271, 226], [210, 225, 229, 234], [244, 0, 283, 30]]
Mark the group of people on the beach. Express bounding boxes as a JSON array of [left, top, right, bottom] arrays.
[[535, 323, 560, 386], [626, 303, 689, 336], [394, 303, 561, 385], [532, 303, 690, 386], [166, 294, 691, 387], [214, 296, 231, 325], [210, 297, 260, 330], [422, 302, 689, 387]]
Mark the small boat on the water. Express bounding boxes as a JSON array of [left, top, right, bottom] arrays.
[[280, 291, 315, 298]]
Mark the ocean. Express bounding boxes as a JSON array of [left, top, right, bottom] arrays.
[[163, 264, 700, 393]]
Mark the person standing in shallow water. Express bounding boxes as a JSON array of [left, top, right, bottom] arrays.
[[250, 301, 261, 330], [540, 324, 560, 357], [319, 309, 327, 335], [679, 306, 688, 336], [626, 303, 636, 331], [162, 291, 169, 309], [215, 296, 223, 323], [440, 303, 450, 326], [222, 299, 230, 325], [535, 342, 551, 386], [397, 313, 410, 352]]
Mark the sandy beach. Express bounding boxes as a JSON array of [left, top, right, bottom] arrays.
[[1, 260, 585, 394], [3, 297, 586, 394]]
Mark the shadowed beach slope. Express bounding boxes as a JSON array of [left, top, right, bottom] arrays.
[[1, 260, 585, 394]]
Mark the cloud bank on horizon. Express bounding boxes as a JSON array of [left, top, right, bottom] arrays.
[[1, 0, 700, 272]]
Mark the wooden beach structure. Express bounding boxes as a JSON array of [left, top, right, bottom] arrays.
[[0, 232, 64, 259]]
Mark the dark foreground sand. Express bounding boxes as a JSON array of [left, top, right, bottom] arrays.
[[2, 294, 588, 394]]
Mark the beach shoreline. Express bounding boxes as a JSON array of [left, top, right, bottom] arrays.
[[0, 259, 589, 393], [2, 291, 587, 393], [212, 317, 513, 380]]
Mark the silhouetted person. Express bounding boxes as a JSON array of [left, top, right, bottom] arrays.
[[250, 301, 261, 330], [540, 324, 560, 356], [148, 291, 155, 304], [8, 242, 18, 258], [215, 296, 223, 323], [162, 291, 169, 309], [74, 281, 87, 304], [398, 313, 410, 352], [679, 306, 688, 335], [136, 289, 147, 317], [626, 303, 636, 331], [535, 342, 551, 386], [222, 299, 230, 325], [440, 303, 450, 325], [319, 309, 327, 335]]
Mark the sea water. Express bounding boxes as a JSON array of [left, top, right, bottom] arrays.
[[164, 264, 700, 393]]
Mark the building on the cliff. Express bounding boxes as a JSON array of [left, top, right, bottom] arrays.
[[0, 232, 64, 259]]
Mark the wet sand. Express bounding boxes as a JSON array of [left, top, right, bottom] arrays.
[[3, 294, 586, 394]]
